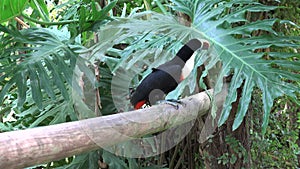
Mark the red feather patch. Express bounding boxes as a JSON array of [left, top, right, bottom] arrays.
[[134, 100, 146, 109]]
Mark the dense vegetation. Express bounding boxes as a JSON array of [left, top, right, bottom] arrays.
[[0, 0, 299, 168]]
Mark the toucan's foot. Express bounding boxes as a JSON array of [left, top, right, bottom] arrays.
[[157, 99, 185, 109]]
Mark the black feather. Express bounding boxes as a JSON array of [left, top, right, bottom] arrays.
[[130, 39, 203, 108]]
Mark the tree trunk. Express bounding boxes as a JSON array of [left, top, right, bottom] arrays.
[[200, 86, 251, 168]]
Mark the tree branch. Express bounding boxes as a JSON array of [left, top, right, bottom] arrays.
[[0, 90, 213, 169]]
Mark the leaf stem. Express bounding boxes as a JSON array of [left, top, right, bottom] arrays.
[[32, 0, 49, 21]]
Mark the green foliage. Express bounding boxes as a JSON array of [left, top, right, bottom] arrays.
[[0, 0, 117, 120], [29, 0, 50, 21], [217, 136, 248, 166], [0, 0, 299, 168], [101, 151, 168, 169], [0, 0, 118, 167], [77, 0, 117, 33], [248, 2, 300, 167], [0, 0, 28, 23], [251, 93, 300, 168], [0, 26, 80, 109], [90, 0, 300, 133], [274, 0, 300, 25], [56, 151, 99, 169]]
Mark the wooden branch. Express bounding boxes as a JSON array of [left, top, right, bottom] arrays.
[[0, 90, 213, 169], [14, 17, 30, 29]]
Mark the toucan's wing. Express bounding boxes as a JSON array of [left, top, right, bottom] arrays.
[[130, 65, 182, 107], [154, 64, 182, 84], [130, 39, 210, 109]]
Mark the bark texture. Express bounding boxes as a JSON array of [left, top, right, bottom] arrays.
[[0, 90, 213, 169]]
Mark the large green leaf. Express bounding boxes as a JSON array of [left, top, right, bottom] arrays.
[[0, 26, 81, 109], [90, 0, 300, 133], [0, 0, 28, 23]]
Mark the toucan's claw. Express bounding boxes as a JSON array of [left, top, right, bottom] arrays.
[[167, 99, 187, 107], [157, 99, 185, 109]]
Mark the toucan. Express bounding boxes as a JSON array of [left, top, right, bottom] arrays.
[[130, 39, 209, 109]]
